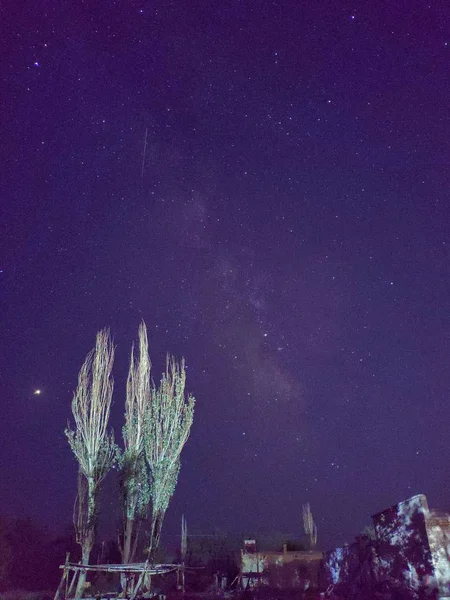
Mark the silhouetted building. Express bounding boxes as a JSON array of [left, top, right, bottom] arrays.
[[240, 539, 323, 592]]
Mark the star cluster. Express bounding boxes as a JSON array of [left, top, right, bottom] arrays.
[[0, 1, 449, 548]]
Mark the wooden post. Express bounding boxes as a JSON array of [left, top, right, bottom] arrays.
[[54, 553, 70, 600], [129, 560, 149, 600], [67, 567, 79, 599]]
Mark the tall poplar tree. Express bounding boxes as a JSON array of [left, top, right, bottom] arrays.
[[144, 355, 195, 559], [303, 503, 318, 550], [118, 321, 152, 565], [65, 329, 116, 598]]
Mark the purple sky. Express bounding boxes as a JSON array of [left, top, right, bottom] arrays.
[[1, 1, 449, 551]]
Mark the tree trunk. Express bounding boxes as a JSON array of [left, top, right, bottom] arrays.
[[121, 517, 136, 596], [74, 546, 90, 599], [148, 512, 162, 562], [123, 517, 134, 563]]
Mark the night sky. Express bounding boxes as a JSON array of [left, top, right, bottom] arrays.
[[1, 1, 449, 551]]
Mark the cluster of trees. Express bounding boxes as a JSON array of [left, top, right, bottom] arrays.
[[65, 321, 195, 597]]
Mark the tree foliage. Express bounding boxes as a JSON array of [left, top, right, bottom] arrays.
[[65, 328, 117, 597], [118, 321, 152, 565], [144, 353, 195, 558], [117, 321, 196, 565], [303, 502, 318, 550], [64, 320, 196, 593]]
